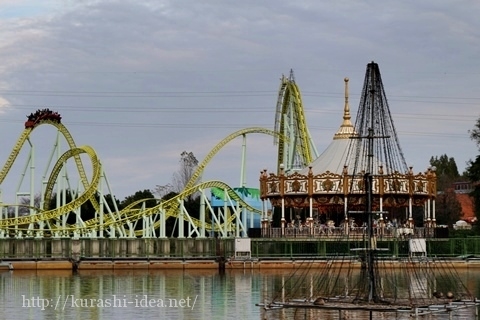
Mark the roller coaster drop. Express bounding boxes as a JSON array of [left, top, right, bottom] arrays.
[[0, 108, 284, 239]]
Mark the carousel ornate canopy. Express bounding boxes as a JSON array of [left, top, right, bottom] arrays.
[[260, 62, 436, 228]]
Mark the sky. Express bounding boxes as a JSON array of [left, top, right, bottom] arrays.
[[0, 0, 479, 203]]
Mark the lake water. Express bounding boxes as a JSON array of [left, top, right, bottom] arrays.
[[0, 268, 478, 320]]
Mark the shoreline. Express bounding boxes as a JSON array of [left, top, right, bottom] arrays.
[[2, 257, 480, 271]]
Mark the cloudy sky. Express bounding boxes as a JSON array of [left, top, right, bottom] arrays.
[[0, 0, 479, 203]]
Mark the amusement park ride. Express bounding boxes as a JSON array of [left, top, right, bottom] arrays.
[[0, 63, 316, 240], [0, 62, 437, 240], [258, 62, 480, 319], [0, 107, 278, 239], [1, 61, 479, 317]]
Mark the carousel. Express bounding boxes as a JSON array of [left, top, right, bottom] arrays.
[[259, 62, 437, 237], [257, 62, 480, 320]]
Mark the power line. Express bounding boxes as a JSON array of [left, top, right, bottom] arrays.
[[0, 118, 470, 139], [7, 104, 274, 113], [4, 104, 479, 120], [0, 89, 479, 102], [0, 90, 274, 98]]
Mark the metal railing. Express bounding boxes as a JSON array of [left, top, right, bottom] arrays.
[[261, 226, 435, 239]]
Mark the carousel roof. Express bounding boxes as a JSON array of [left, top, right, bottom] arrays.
[[260, 62, 435, 209], [299, 62, 408, 177], [298, 77, 357, 176]]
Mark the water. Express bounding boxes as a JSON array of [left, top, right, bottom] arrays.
[[0, 268, 478, 320]]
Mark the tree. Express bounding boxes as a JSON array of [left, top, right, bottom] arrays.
[[174, 151, 199, 193], [468, 117, 480, 150], [154, 183, 173, 199], [153, 151, 202, 237], [7, 193, 42, 217], [466, 155, 480, 219], [428, 155, 462, 226], [118, 189, 158, 233], [429, 154, 459, 191], [435, 189, 462, 227], [155, 151, 199, 201], [48, 190, 120, 225], [120, 189, 157, 209], [466, 117, 480, 220]]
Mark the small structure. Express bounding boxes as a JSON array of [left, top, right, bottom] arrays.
[[454, 220, 472, 230], [409, 238, 427, 258], [233, 238, 251, 259]]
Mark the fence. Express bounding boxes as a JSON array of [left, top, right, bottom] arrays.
[[0, 237, 479, 260], [258, 226, 440, 239]]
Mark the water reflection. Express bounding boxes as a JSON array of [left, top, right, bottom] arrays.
[[0, 268, 478, 320], [266, 267, 477, 307]]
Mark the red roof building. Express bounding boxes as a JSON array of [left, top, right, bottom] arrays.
[[452, 182, 476, 223]]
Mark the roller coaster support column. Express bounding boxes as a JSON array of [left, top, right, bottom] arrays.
[[98, 172, 105, 238], [240, 133, 247, 237], [199, 190, 206, 238], [15, 193, 28, 238], [38, 180, 47, 238], [158, 208, 166, 238], [0, 191, 5, 238], [178, 199, 185, 238], [241, 206, 246, 237], [28, 142, 35, 238], [235, 203, 240, 238], [223, 195, 229, 237], [56, 136, 65, 238], [14, 142, 34, 238], [140, 202, 149, 238]]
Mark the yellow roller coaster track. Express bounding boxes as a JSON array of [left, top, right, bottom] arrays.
[[185, 127, 282, 194], [274, 72, 315, 173], [0, 121, 274, 234], [160, 127, 282, 228], [133, 180, 263, 235], [0, 145, 101, 227], [60, 180, 261, 234], [48, 126, 273, 232], [0, 119, 101, 213]]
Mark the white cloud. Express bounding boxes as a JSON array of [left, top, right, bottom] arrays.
[[0, 0, 478, 202]]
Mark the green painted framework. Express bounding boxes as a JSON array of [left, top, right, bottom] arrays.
[[250, 238, 480, 259]]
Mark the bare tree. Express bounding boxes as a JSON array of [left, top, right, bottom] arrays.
[[155, 151, 199, 200], [154, 183, 174, 199], [173, 151, 199, 192]]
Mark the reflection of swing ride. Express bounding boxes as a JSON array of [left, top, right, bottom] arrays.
[[258, 62, 479, 318]]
